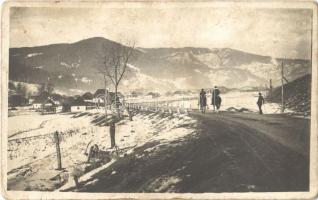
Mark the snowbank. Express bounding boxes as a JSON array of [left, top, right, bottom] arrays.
[[8, 110, 197, 191]]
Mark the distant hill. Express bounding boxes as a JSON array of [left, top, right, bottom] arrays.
[[9, 37, 311, 95], [267, 74, 311, 115]]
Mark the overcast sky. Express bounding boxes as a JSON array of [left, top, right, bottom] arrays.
[[10, 6, 312, 59]]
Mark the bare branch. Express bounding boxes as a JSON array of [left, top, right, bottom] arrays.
[[105, 67, 116, 85], [98, 40, 136, 98], [117, 43, 135, 84]]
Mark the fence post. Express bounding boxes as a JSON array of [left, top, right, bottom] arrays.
[[281, 62, 285, 113], [110, 122, 116, 148], [87, 145, 93, 163], [54, 131, 62, 170]]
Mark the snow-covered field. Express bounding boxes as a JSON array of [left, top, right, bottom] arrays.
[[7, 109, 197, 191], [9, 112, 91, 139]]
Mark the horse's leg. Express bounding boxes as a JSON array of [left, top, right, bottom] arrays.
[[216, 97, 221, 112]]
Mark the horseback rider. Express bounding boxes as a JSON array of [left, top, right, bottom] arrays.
[[257, 92, 265, 114], [211, 86, 221, 112], [198, 89, 207, 114]]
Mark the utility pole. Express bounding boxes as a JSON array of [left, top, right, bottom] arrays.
[[281, 62, 285, 113], [269, 79, 273, 97]]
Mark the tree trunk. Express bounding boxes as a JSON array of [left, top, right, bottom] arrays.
[[104, 90, 108, 124], [104, 76, 108, 125], [110, 122, 116, 148], [115, 85, 120, 118], [128, 109, 133, 121]]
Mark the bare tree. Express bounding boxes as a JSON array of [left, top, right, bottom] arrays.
[[101, 42, 135, 118], [97, 42, 135, 149]]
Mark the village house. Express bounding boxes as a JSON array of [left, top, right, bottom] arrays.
[[32, 102, 42, 109], [31, 91, 49, 110], [50, 98, 63, 113], [42, 98, 59, 114], [143, 95, 153, 99], [31, 98, 60, 113], [61, 96, 75, 112], [70, 96, 95, 113], [31, 92, 62, 113], [93, 89, 124, 107], [81, 92, 95, 109], [32, 99, 44, 109], [70, 97, 86, 112]]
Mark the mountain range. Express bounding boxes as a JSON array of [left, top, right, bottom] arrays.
[[9, 37, 311, 95]]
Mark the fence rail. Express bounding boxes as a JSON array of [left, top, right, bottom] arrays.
[[125, 99, 195, 114]]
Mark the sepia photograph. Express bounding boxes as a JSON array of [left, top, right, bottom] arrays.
[[1, 1, 317, 199]]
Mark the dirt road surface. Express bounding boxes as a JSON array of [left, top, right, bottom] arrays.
[[68, 111, 310, 193]]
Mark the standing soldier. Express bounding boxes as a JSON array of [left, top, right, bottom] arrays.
[[198, 89, 207, 114], [257, 92, 265, 114], [211, 86, 221, 112]]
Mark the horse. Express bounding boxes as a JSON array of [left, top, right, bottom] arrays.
[[212, 95, 222, 112]]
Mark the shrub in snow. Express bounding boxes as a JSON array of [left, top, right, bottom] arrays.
[[70, 165, 85, 178], [59, 171, 69, 184]]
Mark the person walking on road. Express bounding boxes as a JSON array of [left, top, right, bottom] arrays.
[[198, 89, 207, 114], [257, 92, 265, 114], [211, 86, 221, 112]]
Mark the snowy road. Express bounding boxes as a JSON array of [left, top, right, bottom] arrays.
[[74, 110, 309, 193]]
